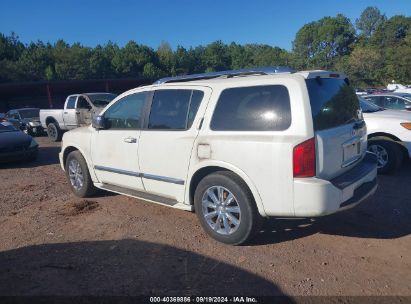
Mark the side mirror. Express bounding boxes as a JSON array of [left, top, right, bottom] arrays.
[[92, 115, 106, 129]]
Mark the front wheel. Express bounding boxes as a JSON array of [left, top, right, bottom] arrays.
[[194, 171, 262, 245], [65, 151, 97, 197], [368, 139, 403, 174]]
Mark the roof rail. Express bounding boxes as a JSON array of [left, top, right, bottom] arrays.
[[153, 66, 295, 84]]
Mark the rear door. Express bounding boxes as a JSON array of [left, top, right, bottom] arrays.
[[306, 76, 367, 180], [138, 87, 211, 203]]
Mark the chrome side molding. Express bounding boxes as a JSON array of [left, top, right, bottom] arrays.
[[94, 166, 185, 185]]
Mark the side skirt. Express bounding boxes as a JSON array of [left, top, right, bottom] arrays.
[[95, 183, 194, 212]]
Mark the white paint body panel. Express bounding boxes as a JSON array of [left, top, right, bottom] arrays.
[[59, 72, 378, 218], [364, 109, 411, 157]]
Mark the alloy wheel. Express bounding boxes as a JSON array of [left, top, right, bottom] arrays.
[[201, 186, 241, 235], [68, 159, 84, 191], [369, 144, 389, 168]]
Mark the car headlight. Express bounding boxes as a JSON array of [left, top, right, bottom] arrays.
[[29, 121, 41, 127], [400, 123, 411, 130], [29, 138, 38, 148]]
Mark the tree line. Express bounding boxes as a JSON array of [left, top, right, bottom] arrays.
[[0, 7, 410, 87]]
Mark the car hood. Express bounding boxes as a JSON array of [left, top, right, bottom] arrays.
[[22, 117, 40, 123], [363, 109, 411, 120], [0, 131, 32, 148]]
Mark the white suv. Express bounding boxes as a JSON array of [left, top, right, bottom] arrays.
[[59, 68, 378, 245]]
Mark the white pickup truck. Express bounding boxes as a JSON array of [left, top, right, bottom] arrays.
[[40, 93, 117, 141]]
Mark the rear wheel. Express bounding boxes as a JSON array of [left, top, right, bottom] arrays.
[[368, 139, 403, 174], [194, 171, 262, 245], [47, 122, 62, 142], [65, 151, 97, 197]]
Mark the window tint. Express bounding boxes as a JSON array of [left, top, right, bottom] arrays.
[[211, 85, 291, 131], [384, 96, 405, 109], [187, 90, 204, 128], [66, 96, 77, 109], [77, 97, 91, 109], [306, 78, 361, 131], [148, 89, 204, 130], [364, 96, 383, 107], [104, 92, 147, 129]]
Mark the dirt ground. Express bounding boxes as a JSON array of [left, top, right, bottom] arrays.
[[0, 137, 410, 297]]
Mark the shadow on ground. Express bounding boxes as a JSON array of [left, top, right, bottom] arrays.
[[251, 159, 411, 245], [0, 146, 60, 169], [0, 240, 289, 297]]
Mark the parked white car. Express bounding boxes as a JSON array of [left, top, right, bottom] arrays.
[[59, 68, 378, 245], [40, 93, 117, 142], [359, 97, 411, 174], [387, 83, 411, 93]]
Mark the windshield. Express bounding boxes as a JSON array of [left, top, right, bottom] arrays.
[[86, 93, 117, 107], [19, 109, 40, 119], [0, 123, 17, 132], [359, 97, 384, 113], [400, 94, 411, 101], [306, 78, 362, 131]]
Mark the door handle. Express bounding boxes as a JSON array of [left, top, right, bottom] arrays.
[[63, 112, 68, 114], [75, 111, 80, 114], [124, 137, 137, 143]]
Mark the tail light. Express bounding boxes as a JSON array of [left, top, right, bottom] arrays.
[[293, 138, 316, 177]]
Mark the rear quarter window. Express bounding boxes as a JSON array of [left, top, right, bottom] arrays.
[[210, 85, 291, 131], [306, 78, 361, 131]]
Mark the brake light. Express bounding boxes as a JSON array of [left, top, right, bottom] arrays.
[[293, 138, 316, 177]]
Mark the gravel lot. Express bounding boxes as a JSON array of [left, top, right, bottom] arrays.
[[0, 137, 410, 297]]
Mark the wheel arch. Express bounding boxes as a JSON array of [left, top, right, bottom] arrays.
[[368, 132, 401, 142], [368, 132, 409, 157], [186, 161, 267, 217], [45, 116, 59, 127], [62, 144, 98, 182]]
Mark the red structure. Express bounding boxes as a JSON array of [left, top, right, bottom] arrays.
[[0, 78, 152, 112]]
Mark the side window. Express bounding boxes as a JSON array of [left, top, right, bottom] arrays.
[[364, 96, 376, 104], [77, 97, 91, 109], [148, 89, 204, 130], [384, 97, 404, 109], [104, 92, 147, 129], [211, 85, 291, 131], [66, 96, 77, 109], [187, 90, 204, 128]]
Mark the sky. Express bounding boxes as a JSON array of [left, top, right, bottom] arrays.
[[0, 0, 410, 51]]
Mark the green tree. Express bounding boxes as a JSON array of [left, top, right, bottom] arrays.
[[355, 7, 386, 38], [293, 14, 356, 69], [203, 40, 231, 72], [111, 41, 156, 77]]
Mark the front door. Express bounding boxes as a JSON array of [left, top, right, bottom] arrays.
[[138, 87, 211, 203], [91, 91, 149, 191], [76, 96, 93, 125], [64, 95, 79, 128]]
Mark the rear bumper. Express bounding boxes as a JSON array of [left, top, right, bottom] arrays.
[[292, 152, 378, 217]]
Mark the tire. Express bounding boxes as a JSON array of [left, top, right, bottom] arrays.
[[194, 171, 263, 245], [47, 122, 62, 142], [65, 151, 98, 197], [368, 139, 403, 174]]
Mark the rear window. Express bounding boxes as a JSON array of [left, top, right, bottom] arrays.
[[210, 85, 291, 131], [306, 78, 361, 131]]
